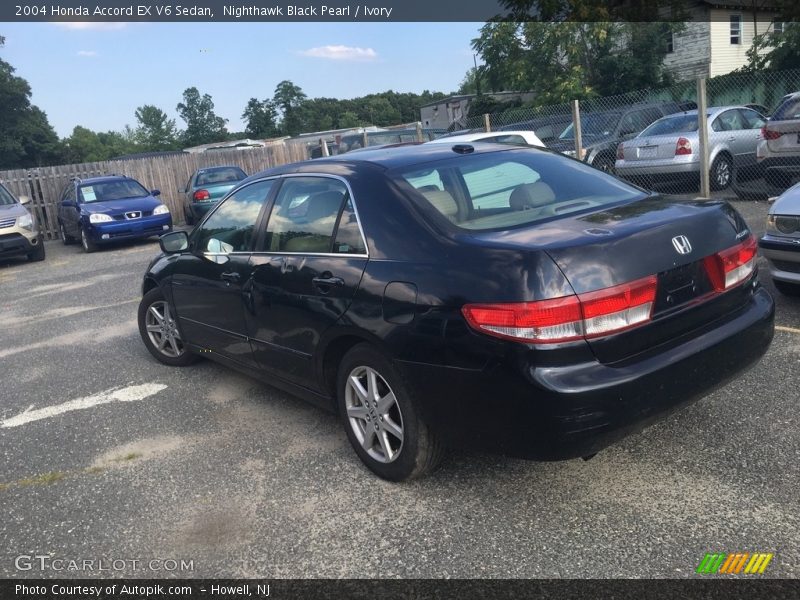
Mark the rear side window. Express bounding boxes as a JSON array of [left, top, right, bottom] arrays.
[[264, 177, 355, 254], [333, 198, 367, 255], [771, 97, 800, 121], [393, 150, 643, 232]]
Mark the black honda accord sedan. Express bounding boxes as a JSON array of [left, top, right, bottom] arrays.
[[138, 143, 774, 480]]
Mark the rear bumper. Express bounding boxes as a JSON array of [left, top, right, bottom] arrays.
[[616, 160, 699, 178], [0, 230, 43, 258], [759, 234, 800, 283], [188, 201, 218, 221], [759, 156, 800, 189], [397, 286, 774, 460], [87, 214, 172, 243]]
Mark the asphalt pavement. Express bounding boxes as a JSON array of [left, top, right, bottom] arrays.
[[0, 198, 798, 579]]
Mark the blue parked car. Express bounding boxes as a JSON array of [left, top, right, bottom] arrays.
[[57, 175, 172, 253]]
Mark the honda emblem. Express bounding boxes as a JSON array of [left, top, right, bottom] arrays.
[[672, 235, 692, 255]]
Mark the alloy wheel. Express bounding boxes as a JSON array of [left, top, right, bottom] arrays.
[[714, 159, 731, 188], [345, 365, 404, 463], [144, 300, 185, 358]]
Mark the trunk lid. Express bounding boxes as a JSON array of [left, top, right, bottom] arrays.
[[623, 133, 695, 161], [470, 196, 754, 363], [765, 119, 800, 154]]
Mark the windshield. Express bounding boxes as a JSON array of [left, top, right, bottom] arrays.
[[0, 183, 18, 206], [78, 180, 150, 203], [392, 149, 645, 232], [196, 167, 246, 186], [559, 113, 621, 139], [640, 114, 699, 136]]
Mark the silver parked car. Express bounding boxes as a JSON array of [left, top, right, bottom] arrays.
[[757, 91, 800, 193], [758, 182, 800, 295], [615, 106, 766, 190]]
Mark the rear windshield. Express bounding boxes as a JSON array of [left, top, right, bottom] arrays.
[[771, 97, 800, 121], [640, 114, 699, 136], [0, 184, 17, 206], [392, 149, 645, 232], [196, 167, 246, 186], [78, 180, 149, 203]]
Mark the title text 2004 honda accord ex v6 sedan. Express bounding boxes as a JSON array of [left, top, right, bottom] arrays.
[[137, 143, 774, 481]]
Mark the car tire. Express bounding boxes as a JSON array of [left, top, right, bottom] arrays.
[[774, 280, 800, 296], [710, 154, 732, 191], [59, 222, 75, 245], [137, 287, 199, 367], [184, 208, 194, 226], [80, 227, 98, 253], [336, 343, 444, 481], [27, 240, 45, 262]]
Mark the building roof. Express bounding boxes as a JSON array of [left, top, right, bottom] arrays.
[[699, 0, 779, 9]]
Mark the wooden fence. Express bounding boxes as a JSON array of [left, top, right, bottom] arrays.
[[0, 141, 311, 240]]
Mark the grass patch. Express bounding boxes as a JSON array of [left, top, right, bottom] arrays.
[[113, 452, 143, 462], [17, 471, 67, 486]]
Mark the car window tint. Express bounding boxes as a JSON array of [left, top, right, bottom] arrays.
[[771, 97, 800, 121], [739, 108, 766, 129], [483, 134, 527, 146], [78, 180, 149, 203], [640, 114, 699, 136], [0, 184, 16, 206], [264, 177, 347, 253], [193, 179, 273, 253], [196, 167, 246, 186], [393, 151, 643, 231], [712, 110, 745, 132], [333, 197, 366, 255]]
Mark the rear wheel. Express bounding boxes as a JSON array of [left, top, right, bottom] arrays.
[[27, 240, 45, 262], [592, 154, 616, 175], [774, 280, 800, 296], [59, 222, 75, 245], [80, 227, 98, 253], [710, 154, 732, 191], [137, 288, 198, 366], [337, 344, 444, 481]]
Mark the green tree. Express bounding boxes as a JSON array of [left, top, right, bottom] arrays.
[[242, 98, 280, 138], [338, 111, 361, 129], [176, 87, 228, 147], [273, 80, 307, 135], [0, 35, 63, 168], [134, 105, 179, 151]]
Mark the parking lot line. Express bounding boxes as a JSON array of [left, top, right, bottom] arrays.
[[775, 325, 800, 335]]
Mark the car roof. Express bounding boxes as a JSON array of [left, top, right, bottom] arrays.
[[657, 105, 752, 118], [76, 175, 132, 185], [428, 131, 536, 142], [247, 143, 531, 179]]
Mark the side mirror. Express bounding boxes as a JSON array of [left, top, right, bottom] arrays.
[[19, 195, 31, 205], [151, 189, 161, 197], [159, 230, 189, 254], [62, 200, 76, 208]]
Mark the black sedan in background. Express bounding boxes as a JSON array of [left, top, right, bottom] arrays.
[[138, 144, 774, 481]]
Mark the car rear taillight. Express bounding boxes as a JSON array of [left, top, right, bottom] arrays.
[[616, 144, 624, 160], [462, 275, 657, 344], [761, 126, 782, 140], [193, 189, 210, 201], [702, 236, 757, 292], [675, 137, 692, 156]]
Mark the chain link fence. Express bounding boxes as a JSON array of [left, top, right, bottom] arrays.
[[444, 68, 800, 199]]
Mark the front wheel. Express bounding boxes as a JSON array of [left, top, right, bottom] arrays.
[[80, 227, 98, 253], [137, 288, 198, 366], [337, 344, 444, 481], [592, 154, 616, 175], [27, 240, 45, 262]]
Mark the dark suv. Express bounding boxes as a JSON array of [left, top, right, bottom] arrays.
[[548, 102, 685, 172]]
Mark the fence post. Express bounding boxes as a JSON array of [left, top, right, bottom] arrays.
[[319, 138, 329, 157], [415, 121, 424, 142], [697, 77, 711, 198], [483, 113, 491, 133], [571, 100, 583, 161]]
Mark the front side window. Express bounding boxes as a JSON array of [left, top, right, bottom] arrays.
[[0, 183, 17, 206], [739, 108, 766, 129], [559, 113, 621, 139], [78, 179, 149, 203], [730, 15, 742, 44], [393, 150, 644, 232], [264, 177, 352, 254], [192, 179, 274, 254]]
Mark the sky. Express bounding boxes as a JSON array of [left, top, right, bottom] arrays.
[[0, 22, 483, 137]]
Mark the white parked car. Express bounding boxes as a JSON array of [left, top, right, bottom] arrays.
[[757, 91, 800, 193], [759, 182, 800, 295], [427, 130, 544, 148]]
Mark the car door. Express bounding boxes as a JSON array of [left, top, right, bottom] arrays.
[[245, 175, 368, 389], [170, 178, 276, 368], [736, 108, 766, 168], [59, 184, 80, 236]]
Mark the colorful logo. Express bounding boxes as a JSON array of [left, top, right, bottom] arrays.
[[696, 552, 773, 575]]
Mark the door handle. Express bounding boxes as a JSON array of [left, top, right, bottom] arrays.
[[221, 271, 241, 283], [312, 275, 345, 290]]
